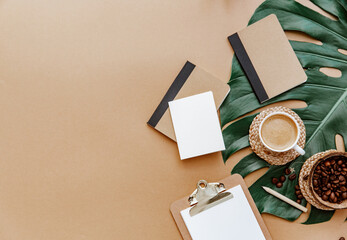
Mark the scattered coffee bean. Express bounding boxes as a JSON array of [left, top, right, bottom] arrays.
[[289, 173, 296, 181], [285, 168, 291, 175], [276, 182, 283, 188], [280, 175, 286, 182], [272, 177, 279, 184], [312, 155, 347, 204], [294, 184, 304, 202]]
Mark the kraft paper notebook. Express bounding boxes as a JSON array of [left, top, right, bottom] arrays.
[[228, 14, 307, 103], [147, 61, 230, 141], [170, 174, 272, 240]]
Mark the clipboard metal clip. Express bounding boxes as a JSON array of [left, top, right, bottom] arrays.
[[188, 180, 233, 217]]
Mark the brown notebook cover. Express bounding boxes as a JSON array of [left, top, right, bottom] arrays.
[[228, 14, 307, 103], [147, 61, 230, 141], [170, 174, 272, 240]]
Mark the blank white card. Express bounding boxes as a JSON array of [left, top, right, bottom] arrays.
[[181, 185, 266, 240], [168, 91, 225, 160]]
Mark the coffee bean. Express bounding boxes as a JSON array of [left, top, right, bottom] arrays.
[[313, 180, 318, 186], [295, 190, 301, 196], [276, 182, 283, 188], [297, 194, 303, 199], [280, 176, 286, 182], [285, 168, 291, 175], [295, 185, 300, 190], [329, 192, 335, 201], [296, 199, 301, 204], [289, 173, 296, 181], [313, 155, 347, 204], [272, 178, 278, 184]]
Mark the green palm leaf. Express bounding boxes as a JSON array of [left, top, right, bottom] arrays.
[[220, 0, 347, 224]]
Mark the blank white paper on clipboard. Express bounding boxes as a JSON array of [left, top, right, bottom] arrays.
[[180, 185, 266, 240]]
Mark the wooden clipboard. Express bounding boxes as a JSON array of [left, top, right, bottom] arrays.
[[170, 174, 272, 240]]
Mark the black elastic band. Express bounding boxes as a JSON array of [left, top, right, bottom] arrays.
[[228, 33, 269, 103], [147, 61, 195, 127]]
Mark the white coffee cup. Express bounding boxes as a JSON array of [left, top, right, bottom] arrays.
[[259, 112, 305, 155]]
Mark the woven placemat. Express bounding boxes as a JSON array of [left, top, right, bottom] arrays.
[[249, 106, 306, 165], [299, 150, 336, 210]]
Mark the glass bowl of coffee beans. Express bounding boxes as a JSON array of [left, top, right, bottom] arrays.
[[310, 151, 347, 209]]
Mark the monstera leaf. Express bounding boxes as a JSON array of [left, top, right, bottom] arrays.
[[220, 0, 347, 224]]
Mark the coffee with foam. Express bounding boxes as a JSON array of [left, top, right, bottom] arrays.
[[260, 114, 298, 151]]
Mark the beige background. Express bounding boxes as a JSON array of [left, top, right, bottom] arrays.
[[0, 0, 344, 239]]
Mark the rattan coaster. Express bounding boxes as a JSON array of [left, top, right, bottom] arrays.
[[299, 150, 336, 210], [249, 106, 306, 165]]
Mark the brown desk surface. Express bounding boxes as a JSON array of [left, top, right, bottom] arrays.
[[0, 0, 345, 239]]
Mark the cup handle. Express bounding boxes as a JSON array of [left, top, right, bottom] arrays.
[[293, 144, 305, 155]]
